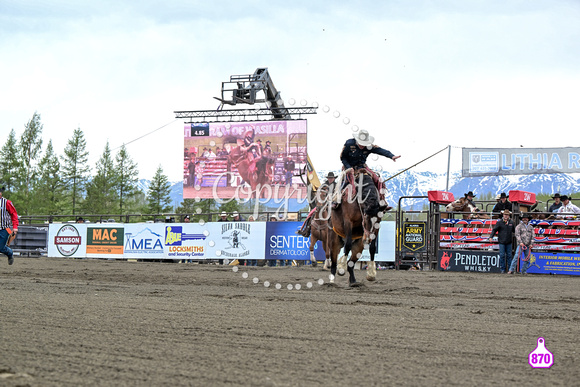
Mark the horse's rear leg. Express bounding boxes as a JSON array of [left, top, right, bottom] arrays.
[[347, 239, 365, 286], [323, 231, 332, 270], [309, 235, 318, 267], [366, 237, 378, 281], [329, 232, 343, 283], [338, 223, 354, 277]]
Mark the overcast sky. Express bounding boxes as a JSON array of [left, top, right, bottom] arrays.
[[1, 1, 579, 182]]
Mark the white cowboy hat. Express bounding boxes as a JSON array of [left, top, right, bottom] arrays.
[[353, 129, 374, 147], [232, 211, 239, 217], [220, 211, 227, 217]]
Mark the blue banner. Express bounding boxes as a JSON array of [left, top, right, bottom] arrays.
[[523, 252, 580, 275], [265, 221, 322, 260]]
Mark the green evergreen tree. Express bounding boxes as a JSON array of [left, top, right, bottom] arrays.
[[18, 112, 44, 214], [33, 140, 64, 215], [0, 129, 21, 194], [61, 128, 91, 215], [147, 165, 172, 214], [218, 200, 242, 219], [84, 142, 118, 214], [115, 144, 139, 214], [175, 199, 220, 222]]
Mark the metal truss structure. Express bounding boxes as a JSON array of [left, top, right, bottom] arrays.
[[174, 106, 317, 123]]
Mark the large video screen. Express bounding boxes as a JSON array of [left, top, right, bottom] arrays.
[[184, 120, 307, 200]]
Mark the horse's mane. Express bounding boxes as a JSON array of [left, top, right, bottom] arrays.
[[360, 173, 380, 217]]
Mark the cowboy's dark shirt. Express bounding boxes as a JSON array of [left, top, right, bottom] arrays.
[[490, 218, 514, 245], [340, 138, 395, 169], [492, 200, 512, 213]]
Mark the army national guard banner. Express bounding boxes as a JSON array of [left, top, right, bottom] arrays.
[[401, 221, 427, 253], [462, 147, 580, 177]]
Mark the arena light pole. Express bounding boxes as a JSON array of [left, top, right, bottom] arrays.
[[446, 145, 451, 192]]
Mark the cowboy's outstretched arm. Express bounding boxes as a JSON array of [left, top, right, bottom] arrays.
[[370, 145, 399, 161]]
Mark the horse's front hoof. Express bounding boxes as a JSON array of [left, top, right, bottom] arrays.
[[337, 268, 346, 276], [366, 275, 376, 281], [311, 260, 317, 268], [349, 281, 362, 288], [337, 255, 347, 275]]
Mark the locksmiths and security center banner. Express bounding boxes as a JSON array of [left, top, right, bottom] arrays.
[[462, 147, 580, 177]]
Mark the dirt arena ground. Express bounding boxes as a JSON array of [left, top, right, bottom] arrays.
[[1, 258, 578, 386]]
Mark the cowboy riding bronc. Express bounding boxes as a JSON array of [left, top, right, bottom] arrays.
[[297, 130, 400, 238], [335, 130, 400, 208]]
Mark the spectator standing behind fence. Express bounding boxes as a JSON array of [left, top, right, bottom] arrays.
[[557, 195, 580, 219], [549, 193, 562, 213], [464, 191, 476, 207], [284, 156, 295, 185], [488, 209, 515, 273], [0, 186, 19, 266], [508, 212, 535, 275], [492, 192, 512, 214]]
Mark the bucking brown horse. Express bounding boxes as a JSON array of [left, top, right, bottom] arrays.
[[307, 185, 335, 269], [329, 168, 386, 286]]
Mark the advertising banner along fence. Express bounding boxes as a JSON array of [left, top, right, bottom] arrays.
[[48, 221, 396, 262], [462, 147, 580, 177]]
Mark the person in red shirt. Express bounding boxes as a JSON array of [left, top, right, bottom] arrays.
[[0, 186, 19, 265]]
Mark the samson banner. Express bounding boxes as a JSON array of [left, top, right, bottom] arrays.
[[438, 249, 502, 273], [462, 147, 580, 177], [48, 224, 87, 258]]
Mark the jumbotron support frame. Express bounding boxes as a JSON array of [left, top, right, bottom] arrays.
[[174, 107, 317, 123]]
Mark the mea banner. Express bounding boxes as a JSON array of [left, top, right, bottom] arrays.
[[438, 249, 502, 273], [524, 252, 580, 276], [124, 224, 165, 259], [462, 147, 580, 177]]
